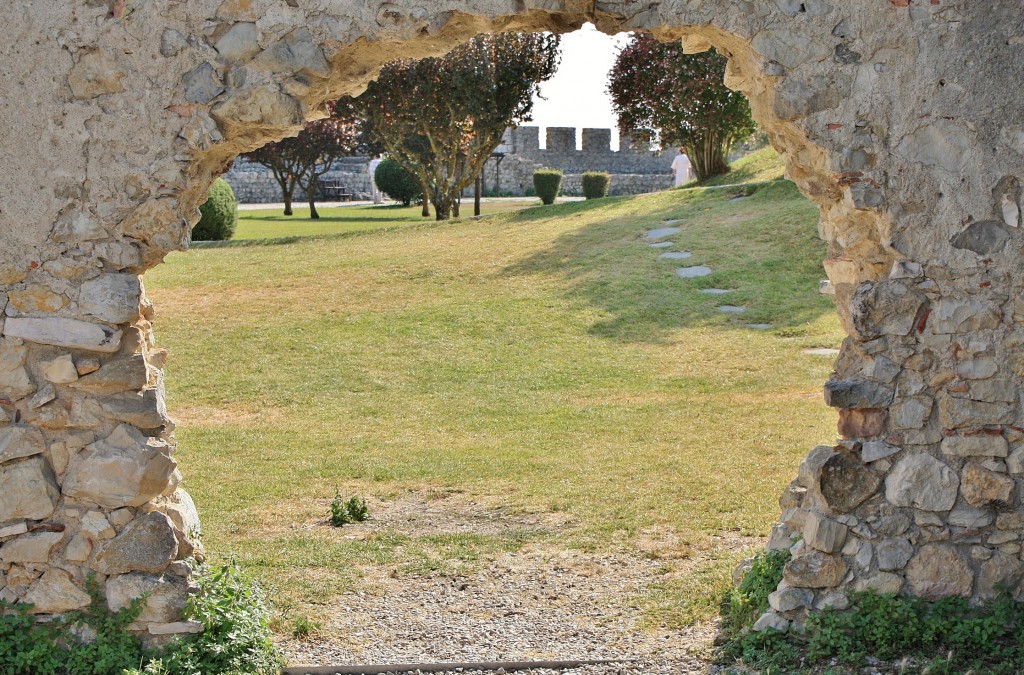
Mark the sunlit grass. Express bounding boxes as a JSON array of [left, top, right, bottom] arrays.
[[147, 162, 842, 626]]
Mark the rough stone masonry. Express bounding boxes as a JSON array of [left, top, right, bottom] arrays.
[[0, 0, 1022, 640]]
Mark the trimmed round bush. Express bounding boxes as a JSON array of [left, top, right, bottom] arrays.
[[375, 158, 421, 206], [581, 171, 611, 200], [193, 178, 238, 241], [533, 169, 563, 205]]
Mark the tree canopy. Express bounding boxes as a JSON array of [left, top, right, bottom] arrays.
[[242, 100, 371, 217], [608, 35, 756, 181], [357, 32, 561, 220]]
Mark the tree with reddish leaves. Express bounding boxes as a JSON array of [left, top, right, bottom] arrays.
[[242, 100, 370, 218], [608, 35, 755, 181], [358, 32, 560, 220]]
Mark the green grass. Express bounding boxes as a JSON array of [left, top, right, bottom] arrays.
[[683, 146, 786, 189], [232, 201, 539, 240], [146, 165, 842, 626]]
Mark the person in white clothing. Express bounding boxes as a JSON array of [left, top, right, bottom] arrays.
[[670, 148, 693, 187], [368, 154, 383, 204]]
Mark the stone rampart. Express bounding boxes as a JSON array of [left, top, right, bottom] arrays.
[[225, 125, 676, 202]]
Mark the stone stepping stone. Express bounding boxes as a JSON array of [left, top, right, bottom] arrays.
[[718, 305, 746, 313], [700, 288, 732, 295], [803, 348, 840, 356], [645, 226, 682, 240], [659, 251, 692, 260], [663, 218, 685, 225], [676, 266, 712, 278], [650, 241, 674, 249], [746, 323, 772, 330]]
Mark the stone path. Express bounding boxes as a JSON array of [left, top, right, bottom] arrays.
[[644, 223, 772, 329], [802, 348, 840, 356], [675, 266, 712, 279], [644, 227, 682, 240]]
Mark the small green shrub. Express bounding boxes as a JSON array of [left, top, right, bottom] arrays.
[[374, 158, 421, 206], [533, 169, 563, 205], [193, 178, 238, 241], [330, 492, 370, 527], [153, 562, 283, 675], [581, 171, 611, 199], [721, 549, 790, 635]]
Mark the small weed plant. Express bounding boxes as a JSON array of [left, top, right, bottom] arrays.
[[720, 573, 1024, 674], [290, 615, 322, 639], [330, 492, 370, 527]]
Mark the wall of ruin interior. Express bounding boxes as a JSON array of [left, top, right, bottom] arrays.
[[0, 0, 1023, 640]]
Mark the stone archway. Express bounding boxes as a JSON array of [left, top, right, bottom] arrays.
[[1, 0, 1023, 641]]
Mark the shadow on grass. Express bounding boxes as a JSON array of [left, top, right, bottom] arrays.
[[500, 181, 836, 343]]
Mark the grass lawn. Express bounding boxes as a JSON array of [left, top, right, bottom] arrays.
[[231, 200, 540, 241], [146, 158, 843, 632]]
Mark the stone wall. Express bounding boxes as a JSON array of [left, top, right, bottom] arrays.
[[225, 157, 374, 203], [1, 0, 1024, 643], [225, 126, 675, 203]]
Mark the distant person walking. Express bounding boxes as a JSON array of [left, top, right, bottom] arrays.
[[368, 154, 383, 204], [671, 148, 693, 187]]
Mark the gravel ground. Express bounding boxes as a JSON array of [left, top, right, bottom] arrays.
[[280, 545, 721, 674]]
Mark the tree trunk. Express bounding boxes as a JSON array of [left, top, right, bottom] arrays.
[[306, 176, 319, 219], [474, 176, 481, 216], [420, 180, 430, 217], [453, 198, 460, 218], [688, 133, 729, 182], [283, 186, 294, 216]]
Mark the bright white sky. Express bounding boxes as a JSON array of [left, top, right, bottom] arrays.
[[528, 24, 632, 150]]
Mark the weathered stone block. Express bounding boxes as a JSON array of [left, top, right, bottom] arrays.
[[824, 379, 894, 408], [23, 570, 90, 614], [769, 587, 814, 613], [67, 49, 125, 99], [804, 512, 848, 552], [8, 286, 67, 314], [79, 274, 142, 324], [100, 387, 170, 429], [69, 354, 149, 394], [929, 297, 1002, 334], [107, 573, 190, 623], [889, 397, 932, 431], [851, 281, 924, 339], [215, 22, 261, 63], [838, 408, 888, 438], [941, 435, 1008, 458], [81, 511, 116, 540], [0, 531, 63, 564], [0, 339, 34, 399], [41, 354, 79, 384], [817, 451, 881, 512], [976, 551, 1024, 602], [0, 456, 59, 521], [784, 550, 849, 588], [938, 396, 1014, 429], [861, 440, 900, 463], [875, 538, 914, 571], [853, 573, 903, 595], [4, 317, 122, 353], [63, 425, 176, 508], [885, 454, 959, 511], [961, 463, 1014, 508], [905, 544, 973, 600], [0, 424, 46, 464], [93, 512, 178, 575]]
